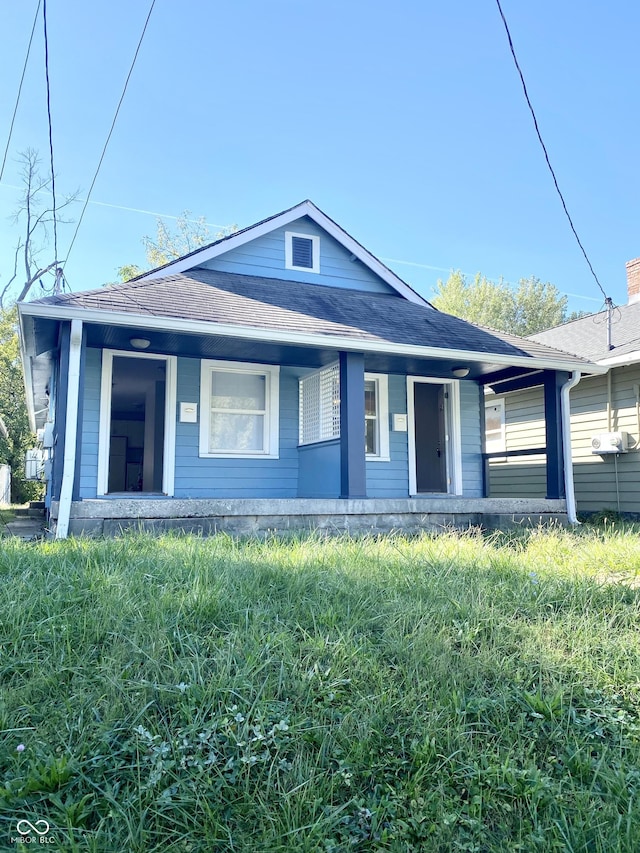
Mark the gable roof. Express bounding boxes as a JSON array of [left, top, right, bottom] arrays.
[[529, 301, 640, 365], [23, 269, 599, 374], [133, 200, 433, 307]]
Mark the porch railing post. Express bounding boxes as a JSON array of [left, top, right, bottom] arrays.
[[339, 352, 367, 499]]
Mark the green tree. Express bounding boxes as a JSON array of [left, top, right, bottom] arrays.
[[116, 212, 237, 281], [0, 306, 42, 503], [431, 271, 582, 336]]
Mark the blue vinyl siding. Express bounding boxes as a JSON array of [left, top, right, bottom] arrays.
[[366, 374, 409, 497], [174, 358, 298, 498], [201, 217, 398, 295], [298, 440, 341, 497], [78, 347, 101, 498], [74, 352, 482, 501], [459, 381, 483, 497]]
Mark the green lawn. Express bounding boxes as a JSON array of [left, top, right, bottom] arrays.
[[1, 526, 639, 851]]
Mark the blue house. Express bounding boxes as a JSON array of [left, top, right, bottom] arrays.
[[18, 201, 601, 537]]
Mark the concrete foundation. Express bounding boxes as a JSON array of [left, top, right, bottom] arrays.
[[50, 497, 568, 538]]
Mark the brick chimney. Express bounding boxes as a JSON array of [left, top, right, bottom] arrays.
[[626, 258, 640, 304]]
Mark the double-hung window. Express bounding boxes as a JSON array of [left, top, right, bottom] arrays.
[[364, 374, 390, 461], [199, 360, 279, 458]]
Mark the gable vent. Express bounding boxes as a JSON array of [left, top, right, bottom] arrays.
[[291, 236, 314, 269]]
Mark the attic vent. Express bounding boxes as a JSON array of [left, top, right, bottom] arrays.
[[285, 231, 320, 273], [292, 236, 313, 268]]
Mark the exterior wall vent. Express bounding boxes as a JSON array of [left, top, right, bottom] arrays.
[[285, 231, 320, 273]]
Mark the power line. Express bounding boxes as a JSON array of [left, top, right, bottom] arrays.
[[63, 0, 157, 270], [42, 0, 58, 270], [494, 0, 610, 304], [0, 0, 42, 183]]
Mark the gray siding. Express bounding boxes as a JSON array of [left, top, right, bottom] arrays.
[[570, 366, 640, 513], [174, 358, 299, 498], [489, 365, 640, 513], [489, 387, 546, 499], [202, 217, 398, 295], [460, 381, 483, 497], [78, 347, 101, 499], [366, 374, 409, 497]]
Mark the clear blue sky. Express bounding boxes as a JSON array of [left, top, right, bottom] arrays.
[[1, 0, 639, 314]]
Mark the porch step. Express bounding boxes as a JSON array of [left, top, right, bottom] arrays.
[[3, 516, 46, 540], [13, 506, 46, 518]]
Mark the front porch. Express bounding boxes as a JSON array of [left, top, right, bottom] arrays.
[[50, 496, 568, 537]]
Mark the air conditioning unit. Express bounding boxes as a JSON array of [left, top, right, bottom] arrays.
[[591, 431, 628, 455]]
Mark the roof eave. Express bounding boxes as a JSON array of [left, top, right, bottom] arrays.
[[18, 301, 605, 375], [596, 349, 640, 368], [18, 311, 38, 432]]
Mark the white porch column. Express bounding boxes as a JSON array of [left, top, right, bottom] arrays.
[[55, 319, 83, 539]]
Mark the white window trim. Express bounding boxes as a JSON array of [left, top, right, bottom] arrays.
[[285, 231, 320, 274], [97, 349, 177, 497], [484, 396, 506, 456], [199, 359, 279, 459], [365, 373, 390, 462], [406, 377, 462, 496]]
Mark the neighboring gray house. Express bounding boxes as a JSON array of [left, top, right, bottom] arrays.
[[18, 201, 600, 538], [488, 259, 640, 516]]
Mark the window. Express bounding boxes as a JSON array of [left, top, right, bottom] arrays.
[[299, 366, 389, 460], [484, 398, 505, 454], [285, 231, 320, 273], [199, 360, 279, 458], [365, 374, 390, 460]]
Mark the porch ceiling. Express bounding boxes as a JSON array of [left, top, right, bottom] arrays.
[[81, 322, 547, 381]]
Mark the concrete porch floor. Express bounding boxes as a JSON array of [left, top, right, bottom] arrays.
[[50, 497, 569, 537]]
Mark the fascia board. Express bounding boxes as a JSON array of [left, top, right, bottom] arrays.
[[18, 310, 37, 432], [20, 302, 606, 375], [596, 350, 640, 368], [138, 201, 431, 307]]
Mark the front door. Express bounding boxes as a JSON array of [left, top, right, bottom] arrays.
[[98, 350, 176, 497], [412, 382, 448, 493]]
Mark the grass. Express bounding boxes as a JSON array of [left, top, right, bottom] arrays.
[[0, 525, 639, 851]]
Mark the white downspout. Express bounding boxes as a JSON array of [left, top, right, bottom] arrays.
[[55, 319, 83, 540], [561, 370, 581, 525]]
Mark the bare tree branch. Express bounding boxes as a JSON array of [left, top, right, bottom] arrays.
[[1, 148, 78, 307]]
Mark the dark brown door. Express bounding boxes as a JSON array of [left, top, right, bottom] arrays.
[[413, 383, 447, 493]]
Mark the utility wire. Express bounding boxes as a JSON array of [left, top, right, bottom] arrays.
[[0, 0, 43, 182], [63, 0, 157, 270], [43, 0, 58, 269], [494, 0, 610, 304]]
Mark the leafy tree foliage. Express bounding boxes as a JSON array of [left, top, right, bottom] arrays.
[[117, 213, 237, 281], [431, 271, 583, 336], [0, 307, 42, 503]]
